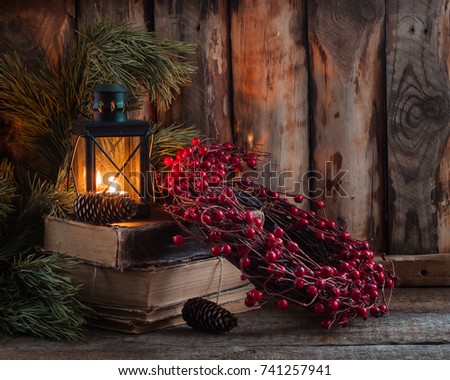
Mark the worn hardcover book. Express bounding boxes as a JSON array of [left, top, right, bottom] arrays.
[[88, 285, 253, 333], [43, 206, 208, 269], [67, 256, 247, 309], [88, 297, 250, 334]]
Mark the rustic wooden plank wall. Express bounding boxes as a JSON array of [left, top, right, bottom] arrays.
[[308, 0, 386, 249], [387, 0, 450, 254], [154, 0, 232, 142], [1, 0, 449, 255], [230, 0, 309, 199]]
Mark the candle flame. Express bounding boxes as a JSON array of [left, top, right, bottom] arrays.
[[96, 171, 102, 187]]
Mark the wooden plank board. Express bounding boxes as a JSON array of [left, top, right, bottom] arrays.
[[308, 0, 386, 250], [0, 288, 448, 360], [230, 0, 309, 199], [382, 253, 450, 287], [386, 0, 450, 254], [0, 0, 75, 66], [154, 0, 232, 141], [76, 0, 147, 27]]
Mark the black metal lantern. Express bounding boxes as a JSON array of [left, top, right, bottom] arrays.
[[70, 84, 154, 216]]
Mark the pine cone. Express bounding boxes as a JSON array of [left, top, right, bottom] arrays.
[[182, 298, 238, 334], [74, 192, 137, 225]]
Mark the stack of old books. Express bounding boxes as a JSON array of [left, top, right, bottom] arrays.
[[42, 207, 252, 333]]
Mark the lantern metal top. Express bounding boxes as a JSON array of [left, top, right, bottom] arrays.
[[92, 83, 127, 93], [91, 83, 128, 122]]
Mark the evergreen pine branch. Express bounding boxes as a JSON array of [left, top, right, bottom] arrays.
[[0, 253, 88, 340], [152, 123, 204, 168], [0, 159, 16, 219], [78, 19, 196, 111]]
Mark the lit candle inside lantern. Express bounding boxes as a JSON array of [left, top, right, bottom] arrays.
[[96, 171, 126, 195], [107, 175, 118, 194], [96, 171, 103, 190]]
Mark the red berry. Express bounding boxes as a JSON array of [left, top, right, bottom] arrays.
[[385, 278, 395, 288], [350, 269, 360, 280], [374, 263, 385, 273], [198, 146, 209, 155], [222, 244, 232, 256], [314, 303, 325, 314], [248, 289, 263, 302], [294, 278, 305, 288], [224, 187, 234, 197], [294, 266, 306, 277], [213, 210, 225, 221], [258, 188, 267, 198], [339, 262, 351, 272], [359, 241, 371, 250], [295, 218, 309, 229], [316, 220, 326, 229], [327, 287, 341, 298], [287, 241, 300, 253], [289, 206, 300, 215], [244, 228, 257, 239], [315, 279, 326, 289], [222, 141, 233, 150], [320, 266, 334, 277], [315, 231, 325, 240], [183, 146, 193, 157], [370, 306, 382, 318], [163, 156, 174, 166], [201, 214, 212, 224], [244, 297, 256, 307], [191, 137, 201, 145], [294, 194, 304, 203], [239, 257, 251, 268], [265, 250, 278, 263], [327, 299, 341, 311], [273, 227, 285, 238], [253, 218, 263, 229], [357, 306, 369, 319], [210, 245, 223, 256], [172, 235, 184, 246], [369, 290, 379, 299], [339, 318, 350, 328], [315, 200, 325, 209], [247, 159, 257, 169], [272, 248, 281, 259], [379, 304, 389, 314], [350, 289, 361, 301], [325, 220, 336, 229], [277, 299, 289, 310], [340, 231, 351, 241], [375, 272, 385, 284], [306, 285, 319, 296], [267, 190, 279, 200]]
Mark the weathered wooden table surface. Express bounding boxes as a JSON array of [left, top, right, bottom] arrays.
[[1, 288, 449, 360]]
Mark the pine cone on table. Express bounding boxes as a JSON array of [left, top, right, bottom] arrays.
[[182, 297, 238, 334]]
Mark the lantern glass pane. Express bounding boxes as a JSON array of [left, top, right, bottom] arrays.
[[72, 138, 87, 194], [95, 137, 142, 201]]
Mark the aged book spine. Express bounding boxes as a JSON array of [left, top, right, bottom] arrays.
[[44, 207, 210, 269], [68, 257, 246, 309]]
